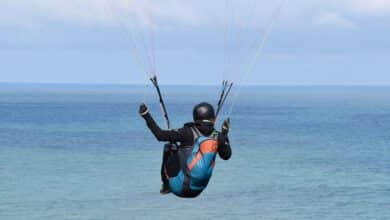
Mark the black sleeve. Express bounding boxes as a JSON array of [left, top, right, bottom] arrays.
[[217, 132, 232, 160], [142, 113, 190, 143]]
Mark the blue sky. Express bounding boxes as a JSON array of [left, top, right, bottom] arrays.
[[1, 0, 390, 85]]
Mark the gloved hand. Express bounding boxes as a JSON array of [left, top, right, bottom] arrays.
[[221, 118, 230, 135], [139, 103, 149, 116]]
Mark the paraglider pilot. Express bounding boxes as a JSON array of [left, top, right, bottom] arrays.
[[139, 102, 232, 198]]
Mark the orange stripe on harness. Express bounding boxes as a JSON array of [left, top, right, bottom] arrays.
[[187, 140, 218, 171], [200, 140, 218, 153], [188, 152, 202, 171]]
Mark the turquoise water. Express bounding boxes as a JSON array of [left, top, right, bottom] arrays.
[[1, 84, 390, 219]]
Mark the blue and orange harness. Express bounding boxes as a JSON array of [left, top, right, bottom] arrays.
[[167, 127, 219, 198]]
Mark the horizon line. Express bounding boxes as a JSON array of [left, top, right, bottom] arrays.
[[1, 81, 390, 87]]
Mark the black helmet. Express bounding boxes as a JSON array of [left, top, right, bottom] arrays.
[[193, 102, 216, 123]]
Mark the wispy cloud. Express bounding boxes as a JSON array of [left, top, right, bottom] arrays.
[[0, 0, 202, 29], [0, 0, 111, 28], [343, 0, 390, 15], [316, 12, 357, 29], [1, 0, 390, 30]]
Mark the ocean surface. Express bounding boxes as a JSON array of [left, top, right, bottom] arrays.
[[1, 84, 390, 220]]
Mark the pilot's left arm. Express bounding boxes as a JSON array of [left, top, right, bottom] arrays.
[[217, 119, 232, 160]]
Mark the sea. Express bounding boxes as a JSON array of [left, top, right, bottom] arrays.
[[0, 83, 389, 220]]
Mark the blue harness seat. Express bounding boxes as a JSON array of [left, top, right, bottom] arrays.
[[168, 128, 219, 198]]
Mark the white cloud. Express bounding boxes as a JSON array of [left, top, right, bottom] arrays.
[[1, 0, 390, 30], [316, 12, 357, 29], [344, 0, 390, 15], [0, 0, 206, 29], [0, 0, 111, 28]]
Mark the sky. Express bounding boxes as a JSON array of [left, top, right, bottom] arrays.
[[1, 0, 390, 85]]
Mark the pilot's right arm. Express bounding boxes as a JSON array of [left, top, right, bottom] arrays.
[[139, 103, 191, 143]]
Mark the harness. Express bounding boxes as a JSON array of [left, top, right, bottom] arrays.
[[169, 126, 219, 198]]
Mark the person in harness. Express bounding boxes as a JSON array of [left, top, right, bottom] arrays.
[[139, 102, 232, 198]]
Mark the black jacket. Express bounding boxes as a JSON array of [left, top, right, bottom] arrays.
[[142, 113, 232, 160]]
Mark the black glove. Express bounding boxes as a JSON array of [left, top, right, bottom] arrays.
[[221, 118, 230, 135], [139, 103, 149, 116]]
